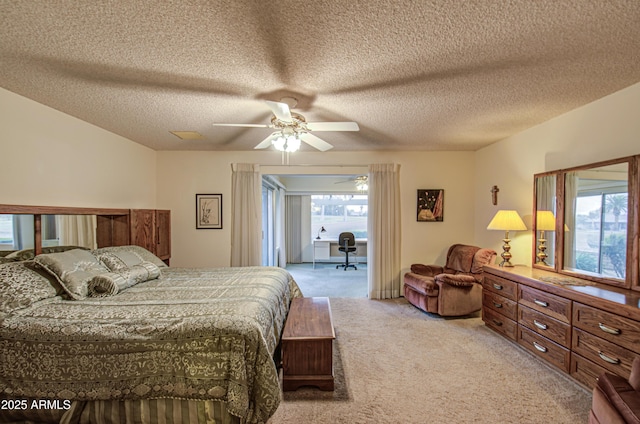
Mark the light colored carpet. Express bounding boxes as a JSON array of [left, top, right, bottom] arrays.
[[270, 298, 591, 424], [286, 263, 367, 298]]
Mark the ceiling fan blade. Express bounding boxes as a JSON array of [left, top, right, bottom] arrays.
[[212, 123, 271, 128], [299, 132, 333, 152], [265, 101, 293, 122], [306, 122, 360, 132], [254, 132, 279, 149]]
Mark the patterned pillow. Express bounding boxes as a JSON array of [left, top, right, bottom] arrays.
[[92, 245, 167, 269], [0, 261, 59, 314], [34, 249, 110, 300], [87, 261, 161, 297]]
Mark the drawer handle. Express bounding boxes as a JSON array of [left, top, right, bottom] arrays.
[[493, 302, 503, 308], [598, 323, 621, 335], [533, 341, 548, 353], [598, 351, 621, 365], [533, 320, 548, 330], [493, 283, 503, 290], [492, 319, 503, 327], [534, 299, 549, 307]]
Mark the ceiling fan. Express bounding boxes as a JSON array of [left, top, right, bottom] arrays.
[[212, 98, 359, 152], [335, 175, 369, 191]]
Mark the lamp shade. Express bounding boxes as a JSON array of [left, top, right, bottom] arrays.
[[487, 210, 527, 231], [536, 210, 556, 231]]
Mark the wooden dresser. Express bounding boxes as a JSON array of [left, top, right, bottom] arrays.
[[482, 265, 640, 389]]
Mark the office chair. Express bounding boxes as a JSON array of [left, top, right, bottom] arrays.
[[336, 232, 357, 270]]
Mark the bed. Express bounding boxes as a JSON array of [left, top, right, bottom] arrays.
[[0, 246, 302, 424]]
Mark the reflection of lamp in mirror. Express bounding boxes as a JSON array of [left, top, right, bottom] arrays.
[[487, 210, 527, 267], [536, 211, 556, 266], [316, 226, 326, 240]]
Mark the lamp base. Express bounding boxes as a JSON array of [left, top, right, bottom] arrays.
[[499, 237, 514, 267], [536, 232, 548, 266]]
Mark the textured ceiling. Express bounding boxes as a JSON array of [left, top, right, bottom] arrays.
[[1, 1, 639, 152]]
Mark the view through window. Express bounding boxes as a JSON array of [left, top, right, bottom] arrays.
[[311, 194, 367, 240], [573, 192, 628, 279]]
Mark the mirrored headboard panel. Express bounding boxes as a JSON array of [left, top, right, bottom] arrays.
[[0, 205, 130, 256], [533, 155, 639, 291]]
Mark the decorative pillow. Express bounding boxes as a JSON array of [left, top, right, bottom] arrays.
[[92, 245, 167, 269], [87, 261, 161, 297], [0, 261, 60, 314], [34, 249, 110, 300], [6, 245, 90, 262]]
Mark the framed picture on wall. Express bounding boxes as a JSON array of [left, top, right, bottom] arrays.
[[196, 194, 222, 229], [417, 189, 444, 222]]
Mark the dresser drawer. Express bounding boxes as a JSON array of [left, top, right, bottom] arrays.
[[483, 290, 517, 321], [518, 325, 570, 372], [483, 274, 518, 301], [518, 285, 571, 323], [573, 302, 640, 354], [518, 305, 571, 348], [572, 327, 636, 379], [483, 307, 517, 341], [570, 353, 608, 389]]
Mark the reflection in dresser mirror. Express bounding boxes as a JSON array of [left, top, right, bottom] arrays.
[[42, 214, 98, 249], [0, 214, 35, 252], [562, 162, 629, 283], [534, 155, 639, 290], [534, 174, 557, 269]]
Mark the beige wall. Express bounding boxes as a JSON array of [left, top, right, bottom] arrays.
[[0, 88, 157, 208], [474, 81, 640, 266], [156, 150, 476, 269]]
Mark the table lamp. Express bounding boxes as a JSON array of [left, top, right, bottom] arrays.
[[535, 210, 556, 266], [487, 210, 527, 267], [316, 226, 326, 240]]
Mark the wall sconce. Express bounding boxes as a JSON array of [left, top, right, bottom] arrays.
[[535, 210, 556, 266], [487, 210, 527, 267], [316, 226, 326, 240]]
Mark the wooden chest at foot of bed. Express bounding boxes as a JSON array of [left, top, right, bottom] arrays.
[[282, 297, 335, 391]]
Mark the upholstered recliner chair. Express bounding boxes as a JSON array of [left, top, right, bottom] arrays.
[[404, 244, 496, 317], [589, 356, 640, 424]]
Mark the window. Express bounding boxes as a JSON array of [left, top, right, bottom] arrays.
[[311, 194, 368, 240]]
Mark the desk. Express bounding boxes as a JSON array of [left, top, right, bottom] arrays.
[[313, 238, 367, 268]]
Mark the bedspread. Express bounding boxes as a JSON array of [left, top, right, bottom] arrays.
[[0, 266, 302, 423]]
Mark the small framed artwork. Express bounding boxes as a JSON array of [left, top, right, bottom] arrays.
[[196, 194, 222, 229], [417, 189, 444, 222]]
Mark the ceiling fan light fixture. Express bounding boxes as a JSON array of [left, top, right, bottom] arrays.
[[355, 176, 368, 192], [271, 133, 301, 152], [285, 135, 301, 152]]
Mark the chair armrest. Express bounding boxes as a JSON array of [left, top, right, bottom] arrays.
[[598, 373, 640, 424], [410, 264, 444, 277], [435, 273, 476, 287]]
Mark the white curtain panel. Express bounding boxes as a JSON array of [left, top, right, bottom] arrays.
[[276, 187, 287, 268], [285, 195, 303, 264], [56, 215, 97, 249], [231, 163, 262, 267], [367, 163, 402, 299]]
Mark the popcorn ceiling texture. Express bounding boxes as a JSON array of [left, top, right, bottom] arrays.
[[1, 1, 639, 152]]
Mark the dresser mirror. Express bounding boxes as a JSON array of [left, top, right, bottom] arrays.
[[533, 173, 557, 269], [533, 155, 639, 290]]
